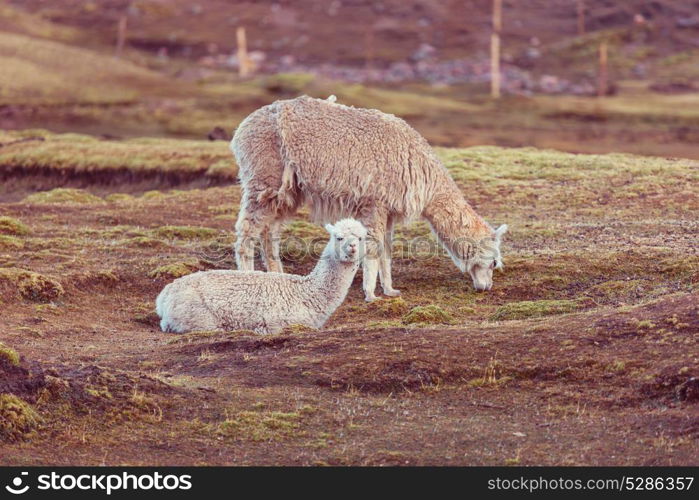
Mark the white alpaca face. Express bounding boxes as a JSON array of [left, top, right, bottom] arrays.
[[325, 219, 368, 263], [468, 224, 507, 291]]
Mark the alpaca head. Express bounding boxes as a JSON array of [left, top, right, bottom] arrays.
[[466, 224, 507, 291], [324, 219, 367, 263]]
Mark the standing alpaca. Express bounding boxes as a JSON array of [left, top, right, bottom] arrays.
[[156, 219, 366, 334], [230, 95, 507, 301]]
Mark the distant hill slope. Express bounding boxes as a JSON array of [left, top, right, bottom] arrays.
[[9, 0, 699, 72], [0, 32, 176, 105]]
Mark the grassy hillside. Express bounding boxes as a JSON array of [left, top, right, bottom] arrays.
[[0, 32, 177, 105], [0, 130, 235, 180]]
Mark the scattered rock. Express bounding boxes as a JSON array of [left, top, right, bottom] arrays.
[[207, 127, 232, 141], [649, 81, 697, 94], [676, 17, 699, 28], [411, 43, 437, 62]]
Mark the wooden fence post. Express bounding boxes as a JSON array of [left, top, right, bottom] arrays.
[[237, 26, 251, 77], [597, 42, 608, 96], [491, 0, 502, 99]]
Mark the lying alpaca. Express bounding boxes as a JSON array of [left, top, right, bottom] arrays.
[[230, 95, 508, 300], [156, 219, 367, 334]]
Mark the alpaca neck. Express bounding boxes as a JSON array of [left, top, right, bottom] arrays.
[[305, 250, 359, 317], [422, 182, 492, 269]]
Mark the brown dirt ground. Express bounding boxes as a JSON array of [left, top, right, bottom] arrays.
[[0, 155, 697, 465]]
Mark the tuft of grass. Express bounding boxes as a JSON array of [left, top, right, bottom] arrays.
[[467, 358, 512, 387], [0, 342, 20, 366], [0, 394, 40, 442], [587, 279, 646, 299], [217, 410, 303, 441], [402, 305, 453, 325], [105, 193, 135, 203], [491, 300, 579, 321], [281, 324, 316, 335], [23, 188, 103, 204], [119, 236, 168, 249], [151, 225, 218, 241], [0, 235, 23, 250], [370, 297, 409, 316], [0, 216, 30, 236], [141, 190, 166, 200], [0, 267, 64, 302], [148, 261, 199, 279], [634, 319, 656, 330]]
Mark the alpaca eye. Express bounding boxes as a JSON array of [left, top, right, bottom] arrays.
[[359, 237, 363, 241], [491, 260, 497, 269]]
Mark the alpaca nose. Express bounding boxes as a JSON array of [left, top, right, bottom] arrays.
[[348, 243, 357, 254]]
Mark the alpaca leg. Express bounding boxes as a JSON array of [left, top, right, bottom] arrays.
[[261, 220, 284, 273], [234, 196, 264, 271], [359, 209, 387, 302], [363, 257, 380, 302], [379, 218, 401, 297]]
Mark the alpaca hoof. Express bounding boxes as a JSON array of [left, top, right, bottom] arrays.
[[384, 288, 402, 297], [365, 294, 379, 302]]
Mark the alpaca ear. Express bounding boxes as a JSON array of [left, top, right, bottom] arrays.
[[495, 224, 508, 240], [324, 223, 335, 234]]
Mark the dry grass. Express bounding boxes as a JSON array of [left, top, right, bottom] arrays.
[[0, 216, 30, 235], [1, 131, 236, 181], [0, 395, 39, 442], [0, 32, 177, 105], [0, 343, 20, 366], [0, 268, 64, 302]]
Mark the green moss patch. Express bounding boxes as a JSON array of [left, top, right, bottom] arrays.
[[0, 394, 40, 442], [0, 235, 23, 250], [402, 305, 453, 325], [371, 297, 409, 317], [0, 342, 20, 366], [120, 236, 168, 249], [0, 216, 30, 235], [491, 300, 579, 321], [148, 261, 200, 279], [23, 188, 103, 204], [217, 410, 303, 441], [151, 225, 218, 241], [105, 193, 135, 203], [587, 279, 647, 300], [141, 190, 166, 200]]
